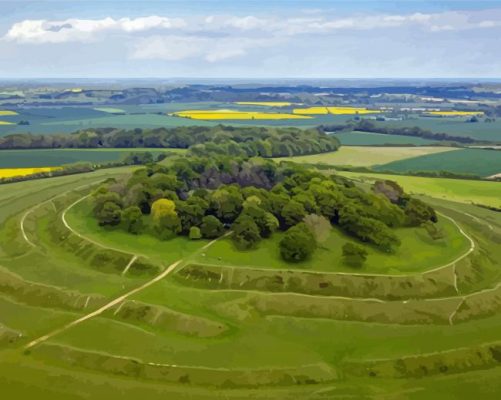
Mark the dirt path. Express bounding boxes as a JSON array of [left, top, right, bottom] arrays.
[[23, 234, 227, 350], [61, 194, 146, 258]]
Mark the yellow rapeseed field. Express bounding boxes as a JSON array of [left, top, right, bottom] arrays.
[[425, 111, 484, 117], [0, 167, 61, 179], [235, 101, 293, 107], [173, 109, 312, 120], [0, 120, 15, 125], [0, 110, 18, 116], [292, 106, 381, 115]]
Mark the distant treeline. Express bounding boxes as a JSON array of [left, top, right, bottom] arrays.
[[0, 126, 340, 158], [319, 120, 476, 144]]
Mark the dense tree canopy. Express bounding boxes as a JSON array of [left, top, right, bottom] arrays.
[[92, 154, 438, 262]]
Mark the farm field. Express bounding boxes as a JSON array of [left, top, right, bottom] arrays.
[[337, 171, 501, 209], [0, 167, 60, 179], [0, 148, 185, 168], [376, 148, 501, 177], [2, 166, 501, 399], [172, 109, 312, 120], [332, 130, 438, 145], [374, 117, 501, 142], [275, 146, 458, 167]]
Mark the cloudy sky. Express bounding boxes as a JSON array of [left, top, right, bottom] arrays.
[[1, 0, 500, 78]]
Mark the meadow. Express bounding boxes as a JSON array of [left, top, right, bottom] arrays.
[[376, 148, 501, 177], [1, 166, 501, 398]]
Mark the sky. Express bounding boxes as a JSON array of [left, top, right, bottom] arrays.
[[1, 0, 500, 79]]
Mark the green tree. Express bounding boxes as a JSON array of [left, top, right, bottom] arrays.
[[279, 223, 316, 263], [96, 201, 121, 226], [200, 215, 224, 239], [210, 186, 243, 223], [122, 206, 143, 234], [281, 200, 307, 228], [404, 198, 437, 226], [151, 198, 181, 239], [342, 242, 368, 268], [232, 215, 261, 250]]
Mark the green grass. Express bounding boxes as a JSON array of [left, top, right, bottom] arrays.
[[376, 148, 501, 177], [190, 217, 468, 275], [333, 131, 437, 146], [0, 149, 185, 168], [337, 171, 501, 209], [274, 146, 458, 167]]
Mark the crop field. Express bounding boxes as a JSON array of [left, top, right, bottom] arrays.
[[338, 171, 501, 209], [424, 111, 484, 117], [0, 167, 60, 179], [332, 130, 438, 145], [275, 146, 458, 167], [0, 149, 185, 168], [172, 109, 312, 120], [376, 148, 501, 177], [292, 106, 382, 115], [2, 167, 501, 398], [234, 102, 293, 107], [374, 117, 501, 142]]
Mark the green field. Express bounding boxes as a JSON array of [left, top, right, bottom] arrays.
[[374, 117, 501, 142], [2, 166, 501, 398], [0, 148, 185, 168], [275, 146, 458, 167], [332, 130, 438, 146], [338, 171, 501, 209], [376, 148, 501, 177]]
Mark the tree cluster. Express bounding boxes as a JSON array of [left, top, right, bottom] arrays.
[[92, 156, 439, 263], [0, 125, 340, 158]]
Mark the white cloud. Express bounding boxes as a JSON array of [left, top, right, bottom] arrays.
[[6, 9, 501, 45], [4, 16, 186, 43], [131, 35, 280, 62]]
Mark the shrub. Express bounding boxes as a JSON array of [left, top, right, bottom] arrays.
[[200, 215, 224, 239], [189, 226, 202, 240], [342, 242, 368, 268]]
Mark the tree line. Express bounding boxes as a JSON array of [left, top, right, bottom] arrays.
[[0, 125, 340, 158], [93, 156, 438, 264]]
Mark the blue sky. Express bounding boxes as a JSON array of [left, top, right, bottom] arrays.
[[1, 1, 500, 78]]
